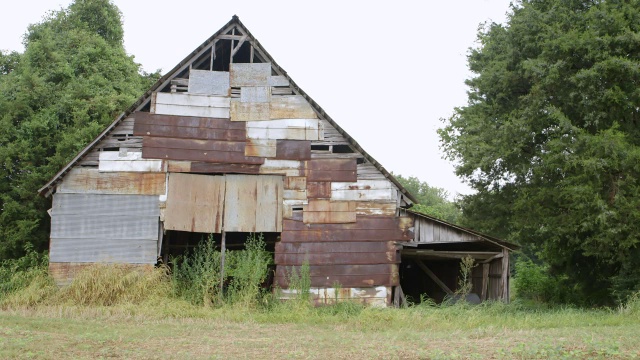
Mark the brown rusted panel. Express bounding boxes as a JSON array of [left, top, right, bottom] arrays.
[[284, 176, 306, 190], [284, 216, 412, 231], [165, 173, 225, 233], [134, 112, 245, 130], [276, 241, 396, 254], [223, 175, 283, 232], [303, 199, 356, 224], [144, 136, 245, 152], [190, 162, 261, 174], [135, 123, 246, 141], [245, 139, 276, 157], [307, 181, 331, 199], [142, 147, 265, 165], [57, 168, 166, 195], [167, 160, 192, 172], [356, 202, 397, 216], [281, 229, 411, 243], [276, 140, 311, 160], [306, 159, 357, 182], [274, 252, 399, 266]]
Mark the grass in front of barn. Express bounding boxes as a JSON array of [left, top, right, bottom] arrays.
[[1, 300, 639, 359]]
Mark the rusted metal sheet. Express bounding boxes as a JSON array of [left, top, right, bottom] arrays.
[[240, 86, 271, 103], [188, 70, 230, 95], [245, 139, 276, 157], [57, 168, 166, 195], [270, 95, 317, 119], [230, 101, 270, 121], [282, 216, 414, 242], [167, 160, 192, 172], [246, 119, 323, 140], [190, 162, 261, 174], [144, 136, 245, 152], [306, 181, 331, 199], [164, 173, 225, 233], [303, 199, 356, 224], [331, 180, 397, 202], [133, 112, 246, 141], [305, 159, 357, 182], [276, 241, 396, 254], [98, 151, 162, 172], [276, 140, 311, 160], [275, 264, 399, 287], [230, 63, 271, 87], [284, 176, 306, 190], [223, 175, 283, 232], [153, 92, 230, 118], [356, 201, 397, 216], [49, 193, 159, 264], [143, 147, 263, 164], [275, 252, 398, 266], [49, 262, 153, 286], [260, 159, 303, 177]]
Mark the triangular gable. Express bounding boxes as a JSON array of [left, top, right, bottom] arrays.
[[38, 16, 417, 205]]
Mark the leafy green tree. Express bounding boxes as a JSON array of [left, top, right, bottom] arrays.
[[439, 0, 640, 304], [0, 0, 158, 260], [395, 174, 461, 223]]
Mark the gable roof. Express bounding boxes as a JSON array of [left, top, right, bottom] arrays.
[[38, 16, 418, 203], [405, 209, 520, 251]]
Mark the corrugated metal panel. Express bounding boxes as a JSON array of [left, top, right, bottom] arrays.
[[246, 119, 323, 140], [164, 173, 225, 233], [230, 63, 271, 87], [270, 95, 317, 119], [188, 70, 230, 95], [224, 174, 283, 232], [98, 151, 162, 172], [240, 86, 271, 103], [230, 101, 270, 121], [282, 216, 413, 242], [57, 168, 166, 195], [153, 92, 230, 118], [49, 193, 159, 264]]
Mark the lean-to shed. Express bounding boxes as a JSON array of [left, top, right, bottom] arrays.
[[39, 16, 516, 306]]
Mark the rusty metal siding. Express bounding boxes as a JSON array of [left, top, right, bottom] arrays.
[[303, 199, 356, 224], [190, 162, 261, 174], [223, 175, 283, 232], [275, 264, 399, 288], [270, 95, 318, 119], [49, 193, 159, 264], [142, 137, 264, 165], [164, 173, 226, 233], [230, 101, 270, 121], [245, 139, 277, 157], [330, 180, 397, 202], [57, 168, 166, 195], [276, 140, 311, 160], [133, 112, 246, 141], [246, 119, 323, 140], [188, 70, 230, 95], [305, 159, 357, 182]]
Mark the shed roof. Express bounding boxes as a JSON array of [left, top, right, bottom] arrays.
[[38, 16, 418, 204]]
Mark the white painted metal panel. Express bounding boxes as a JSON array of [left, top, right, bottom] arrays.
[[331, 180, 397, 202], [153, 92, 230, 118], [268, 76, 289, 87], [260, 159, 302, 176], [246, 119, 322, 140], [99, 151, 162, 172], [188, 70, 230, 95], [230, 63, 271, 86]]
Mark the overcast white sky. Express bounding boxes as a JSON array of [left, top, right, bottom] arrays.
[[0, 1, 513, 198]]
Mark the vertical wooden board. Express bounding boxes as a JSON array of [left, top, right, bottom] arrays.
[[270, 95, 318, 119], [245, 139, 277, 157], [284, 176, 306, 190], [230, 63, 271, 87], [240, 86, 271, 103], [307, 181, 331, 199], [276, 140, 311, 160], [164, 173, 225, 233], [223, 175, 257, 232], [255, 175, 283, 232], [188, 70, 230, 95], [230, 101, 270, 121]]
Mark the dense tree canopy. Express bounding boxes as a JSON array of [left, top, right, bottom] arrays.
[[0, 0, 157, 260], [440, 0, 640, 303], [394, 175, 461, 223]]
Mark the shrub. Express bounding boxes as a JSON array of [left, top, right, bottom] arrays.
[[0, 244, 51, 304]]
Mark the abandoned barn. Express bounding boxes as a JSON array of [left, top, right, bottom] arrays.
[[39, 16, 517, 306]]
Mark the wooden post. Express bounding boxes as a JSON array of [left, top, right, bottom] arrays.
[[481, 263, 489, 301], [501, 248, 509, 302], [220, 231, 226, 296]]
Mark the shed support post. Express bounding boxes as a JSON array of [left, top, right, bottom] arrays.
[[481, 263, 489, 301], [500, 248, 509, 303], [220, 231, 226, 297]]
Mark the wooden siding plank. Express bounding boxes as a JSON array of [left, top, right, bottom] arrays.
[[188, 70, 230, 95], [245, 139, 277, 157], [270, 95, 317, 119], [166, 160, 192, 172], [284, 216, 413, 231], [230, 63, 271, 87], [275, 266, 398, 288], [246, 119, 322, 140], [164, 173, 225, 233], [98, 151, 162, 172], [57, 168, 165, 195], [276, 140, 311, 160]]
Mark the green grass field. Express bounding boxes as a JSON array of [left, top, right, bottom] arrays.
[[1, 302, 639, 359]]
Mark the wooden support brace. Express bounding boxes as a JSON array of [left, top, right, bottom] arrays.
[[416, 260, 453, 295], [481, 263, 489, 301], [230, 35, 248, 59]]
